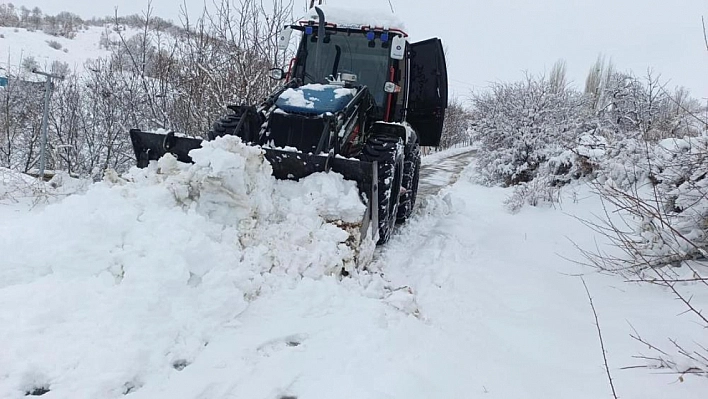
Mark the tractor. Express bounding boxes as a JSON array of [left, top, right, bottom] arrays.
[[129, 5, 448, 244]]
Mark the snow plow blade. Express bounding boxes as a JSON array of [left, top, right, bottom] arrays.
[[129, 129, 378, 258]]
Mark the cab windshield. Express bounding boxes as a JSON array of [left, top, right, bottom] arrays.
[[300, 31, 390, 107]]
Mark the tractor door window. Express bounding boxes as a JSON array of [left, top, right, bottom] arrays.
[[302, 33, 390, 109]]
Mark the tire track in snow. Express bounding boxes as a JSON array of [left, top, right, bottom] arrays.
[[368, 149, 476, 263], [417, 149, 477, 202]]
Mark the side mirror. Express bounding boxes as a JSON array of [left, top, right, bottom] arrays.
[[268, 68, 286, 81]]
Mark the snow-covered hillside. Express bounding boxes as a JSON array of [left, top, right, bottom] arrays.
[[0, 141, 705, 398], [0, 25, 114, 74]]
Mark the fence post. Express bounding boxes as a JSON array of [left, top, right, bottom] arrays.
[[31, 68, 64, 181]]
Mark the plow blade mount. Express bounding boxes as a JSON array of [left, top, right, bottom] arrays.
[[130, 129, 202, 168], [129, 129, 379, 247]]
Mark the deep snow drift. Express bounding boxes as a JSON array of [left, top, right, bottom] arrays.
[[0, 137, 378, 398], [0, 142, 705, 398]]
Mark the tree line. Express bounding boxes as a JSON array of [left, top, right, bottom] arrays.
[[0, 0, 291, 178]]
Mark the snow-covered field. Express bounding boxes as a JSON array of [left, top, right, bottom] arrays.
[[1, 26, 102, 73], [0, 25, 134, 75], [0, 141, 705, 398]]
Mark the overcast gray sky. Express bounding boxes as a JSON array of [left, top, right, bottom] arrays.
[[7, 0, 707, 99]]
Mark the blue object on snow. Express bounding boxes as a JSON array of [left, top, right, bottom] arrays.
[[0, 76, 7, 87], [275, 85, 354, 115]]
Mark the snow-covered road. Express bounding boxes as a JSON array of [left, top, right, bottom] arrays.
[[0, 143, 704, 399], [417, 148, 476, 199]]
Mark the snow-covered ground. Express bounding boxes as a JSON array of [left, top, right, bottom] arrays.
[[0, 141, 705, 398], [0, 25, 130, 75]]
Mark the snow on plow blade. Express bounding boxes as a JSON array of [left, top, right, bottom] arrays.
[[129, 129, 378, 261]]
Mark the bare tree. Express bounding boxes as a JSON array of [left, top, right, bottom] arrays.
[[0, 60, 45, 172], [585, 55, 614, 115], [703, 16, 707, 52], [439, 98, 472, 150], [549, 59, 567, 94]]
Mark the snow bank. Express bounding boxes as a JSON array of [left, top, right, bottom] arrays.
[[0, 136, 367, 398]]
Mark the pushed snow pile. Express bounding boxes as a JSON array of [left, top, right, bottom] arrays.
[[0, 136, 366, 398], [0, 168, 42, 202], [0, 168, 91, 205]]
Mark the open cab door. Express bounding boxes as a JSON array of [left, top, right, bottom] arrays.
[[407, 38, 448, 147]]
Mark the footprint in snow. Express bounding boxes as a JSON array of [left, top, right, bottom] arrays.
[[256, 334, 308, 357]]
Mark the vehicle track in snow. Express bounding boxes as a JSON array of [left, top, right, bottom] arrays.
[[416, 149, 477, 201], [367, 148, 476, 262]]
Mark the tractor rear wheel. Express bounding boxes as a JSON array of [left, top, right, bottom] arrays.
[[396, 141, 421, 222], [361, 134, 404, 244]]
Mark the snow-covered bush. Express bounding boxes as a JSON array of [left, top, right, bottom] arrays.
[[472, 73, 588, 186], [504, 174, 563, 213], [479, 58, 707, 214], [589, 137, 708, 269], [632, 137, 708, 267], [578, 59, 708, 379], [585, 137, 708, 379], [0, 168, 90, 205], [21, 56, 39, 72], [46, 39, 62, 50], [584, 137, 652, 189], [585, 59, 705, 143]]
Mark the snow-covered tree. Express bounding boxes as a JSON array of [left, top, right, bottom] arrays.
[[0, 3, 20, 26]]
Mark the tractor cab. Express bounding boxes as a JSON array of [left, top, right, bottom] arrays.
[[290, 24, 395, 113], [274, 6, 448, 146]]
